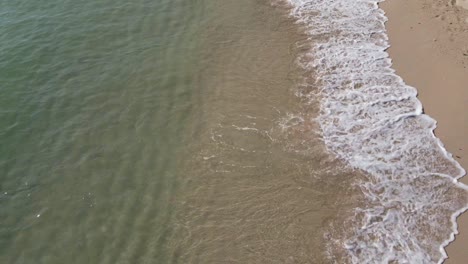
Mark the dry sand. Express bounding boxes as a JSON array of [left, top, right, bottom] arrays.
[[381, 0, 468, 263], [457, 0, 468, 10]]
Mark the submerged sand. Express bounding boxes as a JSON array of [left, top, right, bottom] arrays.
[[382, 0, 468, 263], [166, 1, 365, 263]]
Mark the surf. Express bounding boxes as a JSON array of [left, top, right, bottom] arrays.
[[280, 0, 468, 262]]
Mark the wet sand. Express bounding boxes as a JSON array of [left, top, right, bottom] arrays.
[[381, 0, 468, 263]]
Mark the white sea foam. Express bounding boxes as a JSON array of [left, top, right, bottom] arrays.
[[281, 0, 468, 263]]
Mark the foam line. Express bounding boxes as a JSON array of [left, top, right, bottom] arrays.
[[282, 0, 468, 262]]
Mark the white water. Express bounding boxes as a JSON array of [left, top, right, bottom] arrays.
[[282, 0, 468, 263]]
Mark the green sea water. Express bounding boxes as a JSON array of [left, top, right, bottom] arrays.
[[1, 0, 204, 263], [0, 1, 358, 263]]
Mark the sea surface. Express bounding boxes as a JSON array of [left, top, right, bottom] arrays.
[[1, 0, 202, 262], [1, 0, 467, 264], [0, 0, 343, 263]]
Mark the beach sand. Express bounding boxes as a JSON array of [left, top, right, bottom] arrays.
[[381, 0, 468, 263]]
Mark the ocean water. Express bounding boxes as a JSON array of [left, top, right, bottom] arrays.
[[1, 0, 466, 263], [1, 0, 350, 263], [0, 0, 206, 263]]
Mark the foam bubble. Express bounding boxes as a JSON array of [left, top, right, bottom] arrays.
[[282, 0, 468, 263]]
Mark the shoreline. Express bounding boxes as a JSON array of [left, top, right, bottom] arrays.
[[381, 0, 468, 263], [284, 0, 468, 261]]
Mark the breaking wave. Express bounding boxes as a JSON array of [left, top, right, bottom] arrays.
[[281, 0, 468, 263]]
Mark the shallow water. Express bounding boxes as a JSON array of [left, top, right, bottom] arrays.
[[1, 0, 357, 263], [164, 2, 364, 263]]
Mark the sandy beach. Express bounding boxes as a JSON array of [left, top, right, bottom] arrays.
[[381, 0, 468, 263]]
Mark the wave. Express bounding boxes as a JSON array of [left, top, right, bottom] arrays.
[[281, 0, 468, 263]]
